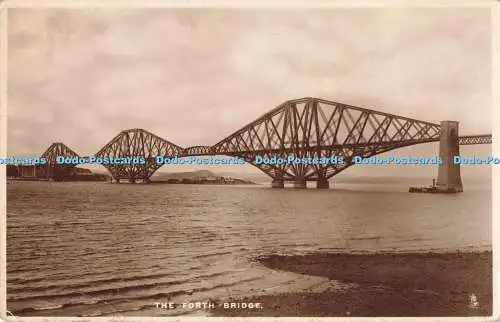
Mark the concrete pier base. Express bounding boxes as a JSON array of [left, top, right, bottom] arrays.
[[292, 179, 307, 189], [316, 179, 330, 189], [436, 121, 463, 192], [114, 178, 120, 184], [271, 179, 284, 188]]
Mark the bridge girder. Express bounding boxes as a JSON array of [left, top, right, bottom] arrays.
[[40, 142, 80, 180], [95, 128, 183, 182], [183, 145, 213, 156], [458, 134, 492, 145], [212, 97, 442, 180], [37, 98, 492, 183]]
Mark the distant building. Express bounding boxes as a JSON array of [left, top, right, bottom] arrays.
[[70, 168, 92, 175], [7, 165, 41, 178], [7, 165, 108, 181]]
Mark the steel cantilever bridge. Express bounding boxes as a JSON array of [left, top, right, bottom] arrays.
[[38, 97, 492, 189]]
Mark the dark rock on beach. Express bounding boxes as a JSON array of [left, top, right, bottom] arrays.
[[212, 251, 492, 317]]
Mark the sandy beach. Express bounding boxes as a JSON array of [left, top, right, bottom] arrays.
[[212, 251, 492, 317]]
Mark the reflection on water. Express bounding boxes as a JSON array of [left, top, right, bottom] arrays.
[[7, 181, 491, 316]]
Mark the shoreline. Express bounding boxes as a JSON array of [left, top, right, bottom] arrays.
[[211, 250, 492, 317], [7, 178, 258, 185]]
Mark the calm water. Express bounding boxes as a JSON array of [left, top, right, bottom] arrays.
[[7, 181, 491, 316]]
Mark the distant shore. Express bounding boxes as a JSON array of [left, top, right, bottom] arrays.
[[150, 178, 257, 185], [7, 177, 258, 185], [7, 176, 107, 182], [212, 251, 492, 317]]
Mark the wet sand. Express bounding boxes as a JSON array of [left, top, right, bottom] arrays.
[[212, 251, 492, 317]]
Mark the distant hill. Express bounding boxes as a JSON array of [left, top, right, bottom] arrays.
[[84, 168, 259, 182], [151, 170, 256, 185], [216, 171, 269, 183], [152, 170, 217, 180]]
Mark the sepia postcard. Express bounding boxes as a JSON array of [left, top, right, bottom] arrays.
[[0, 0, 498, 321]]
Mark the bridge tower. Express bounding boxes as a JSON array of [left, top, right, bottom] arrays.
[[41, 142, 80, 181], [436, 121, 463, 192]]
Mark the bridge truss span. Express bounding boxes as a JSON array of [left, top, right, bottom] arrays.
[[95, 128, 184, 182], [183, 146, 213, 156], [211, 97, 442, 182], [40, 142, 80, 180], [458, 134, 492, 145], [35, 97, 492, 186]]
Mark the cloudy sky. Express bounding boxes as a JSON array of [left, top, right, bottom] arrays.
[[7, 7, 492, 178]]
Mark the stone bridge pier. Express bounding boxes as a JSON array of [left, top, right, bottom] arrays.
[[272, 177, 330, 189], [271, 178, 284, 188], [271, 167, 331, 189], [271, 121, 465, 191], [436, 120, 463, 192], [316, 177, 330, 189]]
